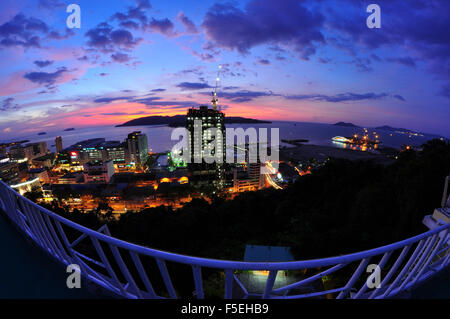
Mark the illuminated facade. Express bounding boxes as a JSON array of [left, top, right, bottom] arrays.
[[55, 136, 63, 153], [126, 132, 149, 166], [0, 160, 20, 185], [83, 160, 115, 184], [186, 105, 226, 190]]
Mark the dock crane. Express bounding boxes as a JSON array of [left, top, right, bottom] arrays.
[[212, 65, 222, 110]]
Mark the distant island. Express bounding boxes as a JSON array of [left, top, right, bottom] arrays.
[[375, 125, 411, 132], [333, 122, 360, 128], [64, 128, 75, 131], [117, 115, 271, 127], [333, 123, 445, 139], [38, 132, 47, 135]]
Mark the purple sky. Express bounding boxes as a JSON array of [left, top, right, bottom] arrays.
[[0, 0, 449, 138]]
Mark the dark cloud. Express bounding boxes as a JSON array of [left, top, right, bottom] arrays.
[[93, 96, 133, 103], [202, 90, 277, 102], [34, 60, 54, 68], [393, 94, 406, 101], [38, 0, 65, 9], [135, 0, 152, 9], [223, 86, 240, 90], [318, 57, 331, 64], [370, 54, 382, 62], [0, 98, 19, 111], [328, 0, 449, 88], [111, 1, 176, 37], [177, 12, 198, 34], [352, 57, 373, 72], [77, 55, 89, 62], [112, 0, 152, 27], [205, 88, 405, 104], [138, 100, 199, 108], [151, 88, 166, 92], [111, 29, 139, 47], [85, 23, 142, 53], [176, 82, 213, 90], [202, 0, 325, 59], [386, 57, 417, 67], [439, 84, 450, 99], [191, 51, 216, 62], [0, 13, 74, 48], [285, 92, 404, 103], [24, 67, 68, 85], [0, 14, 48, 48], [148, 18, 176, 36], [48, 28, 75, 40], [111, 52, 131, 63], [257, 59, 271, 65]]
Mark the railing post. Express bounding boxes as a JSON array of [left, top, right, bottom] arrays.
[[156, 259, 177, 299], [263, 270, 278, 299], [192, 266, 205, 299], [224, 269, 234, 299], [380, 239, 426, 298], [337, 258, 370, 299], [130, 252, 157, 298]]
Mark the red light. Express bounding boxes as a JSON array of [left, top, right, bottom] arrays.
[[71, 152, 77, 156]]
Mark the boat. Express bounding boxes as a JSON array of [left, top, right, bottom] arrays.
[[332, 136, 352, 143], [332, 133, 381, 145]]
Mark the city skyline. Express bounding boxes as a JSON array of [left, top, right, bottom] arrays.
[[0, 0, 449, 138]]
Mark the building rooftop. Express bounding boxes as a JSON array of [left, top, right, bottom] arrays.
[[244, 245, 295, 262], [98, 141, 123, 149], [71, 138, 105, 149]]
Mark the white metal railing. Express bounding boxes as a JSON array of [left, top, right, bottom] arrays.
[[0, 180, 448, 299]]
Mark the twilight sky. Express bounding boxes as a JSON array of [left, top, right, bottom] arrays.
[[0, 0, 449, 138]]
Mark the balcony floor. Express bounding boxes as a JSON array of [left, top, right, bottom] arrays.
[[410, 266, 450, 298], [0, 213, 96, 299]]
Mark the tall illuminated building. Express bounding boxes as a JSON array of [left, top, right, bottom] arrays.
[[55, 136, 63, 153], [126, 131, 149, 165], [186, 105, 225, 189]]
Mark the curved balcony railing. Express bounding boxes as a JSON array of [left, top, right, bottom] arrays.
[[0, 180, 449, 299]]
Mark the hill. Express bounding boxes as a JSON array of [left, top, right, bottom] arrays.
[[116, 115, 271, 127], [333, 122, 360, 128]]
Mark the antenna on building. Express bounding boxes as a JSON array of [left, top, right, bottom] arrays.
[[212, 65, 222, 110]]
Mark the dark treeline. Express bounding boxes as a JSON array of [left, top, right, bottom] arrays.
[[41, 139, 450, 261]]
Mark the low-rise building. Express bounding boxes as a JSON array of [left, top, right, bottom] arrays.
[[83, 160, 114, 184], [0, 159, 20, 185], [31, 153, 55, 169], [28, 168, 50, 183], [58, 172, 84, 184]]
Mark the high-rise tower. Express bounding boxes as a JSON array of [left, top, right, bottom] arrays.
[[186, 106, 226, 190], [55, 136, 63, 153], [126, 131, 148, 165]]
